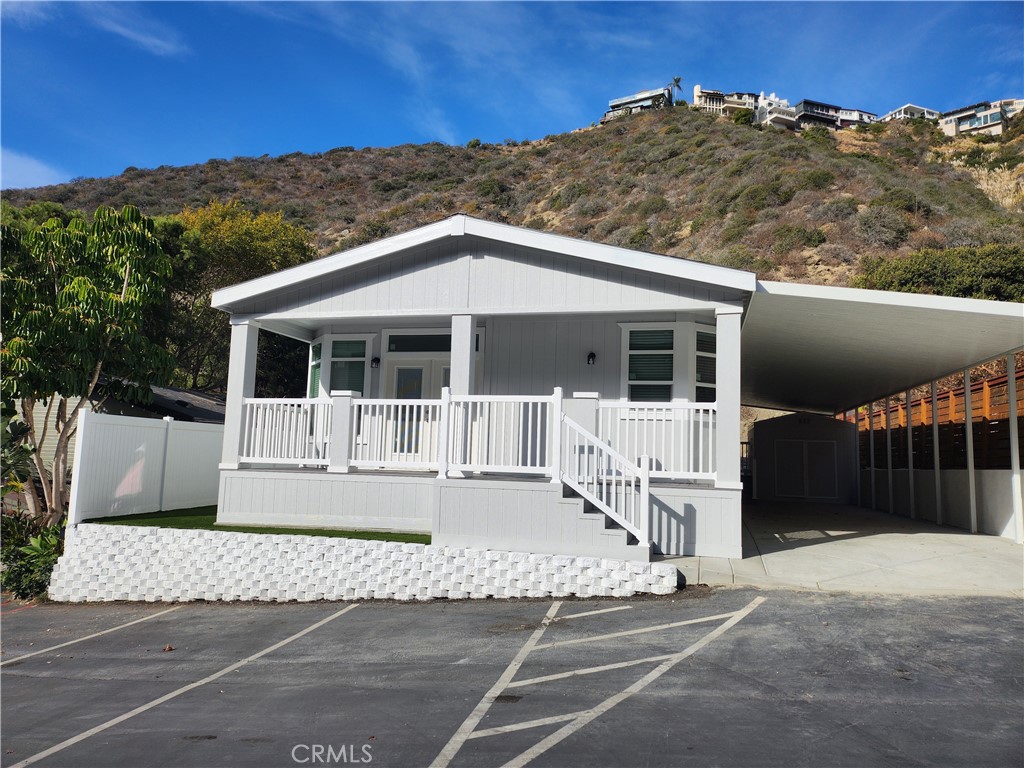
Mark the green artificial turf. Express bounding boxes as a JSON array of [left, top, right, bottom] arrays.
[[94, 506, 431, 544]]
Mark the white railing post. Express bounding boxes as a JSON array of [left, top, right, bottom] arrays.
[[437, 387, 451, 479], [328, 391, 356, 473], [549, 387, 563, 483], [639, 454, 651, 544], [715, 307, 743, 489]]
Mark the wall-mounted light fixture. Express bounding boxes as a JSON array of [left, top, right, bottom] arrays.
[[587, 352, 597, 366], [370, 357, 381, 369]]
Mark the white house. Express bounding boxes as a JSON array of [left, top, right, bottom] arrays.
[[211, 216, 1024, 560]]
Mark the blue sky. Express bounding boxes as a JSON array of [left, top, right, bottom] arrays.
[[2, 1, 1022, 189]]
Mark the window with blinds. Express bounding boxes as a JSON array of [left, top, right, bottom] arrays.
[[627, 329, 673, 401], [695, 329, 717, 403]]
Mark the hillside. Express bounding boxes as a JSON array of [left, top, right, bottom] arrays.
[[5, 107, 1024, 286]]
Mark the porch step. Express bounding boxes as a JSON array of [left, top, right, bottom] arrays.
[[556, 492, 650, 560]]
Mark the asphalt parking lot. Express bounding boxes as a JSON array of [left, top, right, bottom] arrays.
[[2, 587, 1021, 768]]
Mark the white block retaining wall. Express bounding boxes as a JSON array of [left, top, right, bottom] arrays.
[[48, 524, 679, 603]]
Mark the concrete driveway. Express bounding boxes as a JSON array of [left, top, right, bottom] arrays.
[[664, 503, 1024, 597]]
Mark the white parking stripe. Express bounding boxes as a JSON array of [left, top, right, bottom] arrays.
[[553, 605, 631, 622], [533, 610, 737, 650], [468, 711, 589, 740], [430, 601, 562, 768], [9, 604, 359, 768], [506, 652, 678, 688], [0, 607, 182, 667], [500, 597, 766, 768]]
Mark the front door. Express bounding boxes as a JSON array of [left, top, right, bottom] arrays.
[[385, 358, 451, 399]]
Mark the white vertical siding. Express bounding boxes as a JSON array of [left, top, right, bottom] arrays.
[[238, 238, 740, 317]]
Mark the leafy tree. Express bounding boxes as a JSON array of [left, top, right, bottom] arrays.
[[1, 206, 174, 526], [158, 200, 316, 392], [731, 108, 755, 126], [856, 244, 1024, 302]]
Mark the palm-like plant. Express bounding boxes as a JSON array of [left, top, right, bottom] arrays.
[[669, 76, 683, 104]]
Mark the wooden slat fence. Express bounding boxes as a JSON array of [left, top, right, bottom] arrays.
[[841, 370, 1023, 471]]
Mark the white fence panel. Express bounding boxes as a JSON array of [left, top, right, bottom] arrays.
[[68, 409, 224, 524], [163, 422, 225, 510], [598, 402, 717, 480]]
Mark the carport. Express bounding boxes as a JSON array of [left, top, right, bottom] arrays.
[[739, 280, 1024, 544]]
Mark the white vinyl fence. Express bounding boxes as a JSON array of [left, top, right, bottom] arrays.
[[67, 408, 224, 524]]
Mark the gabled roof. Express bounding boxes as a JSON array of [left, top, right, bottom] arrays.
[[211, 214, 756, 312]]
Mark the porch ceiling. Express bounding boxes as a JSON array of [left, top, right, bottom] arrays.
[[741, 281, 1024, 414]]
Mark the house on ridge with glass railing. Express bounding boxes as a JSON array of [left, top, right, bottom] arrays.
[[211, 215, 1024, 561]]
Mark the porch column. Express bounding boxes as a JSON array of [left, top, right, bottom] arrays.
[[1006, 356, 1023, 544], [450, 314, 476, 395], [715, 307, 743, 489], [220, 319, 260, 469]]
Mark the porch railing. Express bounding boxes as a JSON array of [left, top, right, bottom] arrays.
[[240, 398, 333, 466], [447, 395, 553, 474], [237, 394, 717, 482], [561, 414, 648, 541], [350, 399, 443, 471], [598, 401, 717, 481]]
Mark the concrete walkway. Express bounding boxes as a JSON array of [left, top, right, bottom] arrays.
[[662, 503, 1024, 597]]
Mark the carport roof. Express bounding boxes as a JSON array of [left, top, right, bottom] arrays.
[[742, 281, 1024, 414]]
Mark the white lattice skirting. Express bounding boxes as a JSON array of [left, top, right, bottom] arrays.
[[48, 524, 679, 602]]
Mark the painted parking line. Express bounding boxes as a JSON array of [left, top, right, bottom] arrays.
[[0, 606, 182, 667], [433, 597, 766, 768], [8, 604, 359, 768]]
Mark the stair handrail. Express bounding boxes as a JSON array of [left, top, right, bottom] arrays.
[[560, 413, 650, 543]]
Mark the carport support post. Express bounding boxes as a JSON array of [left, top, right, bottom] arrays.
[[220, 319, 260, 469], [1005, 356, 1022, 544], [714, 308, 743, 489], [931, 382, 942, 525], [885, 400, 893, 514], [868, 402, 876, 510], [964, 369, 978, 533], [906, 390, 915, 520]]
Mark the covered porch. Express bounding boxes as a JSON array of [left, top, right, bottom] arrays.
[[215, 303, 745, 559]]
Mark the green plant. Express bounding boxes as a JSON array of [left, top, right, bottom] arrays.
[[1, 513, 62, 599], [870, 188, 931, 218], [802, 125, 836, 148], [466, 138, 482, 149], [856, 244, 1024, 301], [814, 196, 859, 221], [772, 224, 826, 253], [731, 108, 755, 126], [854, 207, 913, 248]]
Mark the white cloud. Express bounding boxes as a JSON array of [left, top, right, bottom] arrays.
[[0, 148, 69, 190], [83, 2, 189, 57], [0, 1, 56, 27]]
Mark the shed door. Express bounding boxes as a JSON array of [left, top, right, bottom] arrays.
[[774, 439, 838, 500]]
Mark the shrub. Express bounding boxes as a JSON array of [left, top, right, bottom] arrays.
[[856, 245, 1024, 302], [798, 169, 835, 190], [731, 108, 755, 126], [636, 195, 670, 216], [734, 181, 795, 212], [870, 188, 932, 217], [854, 207, 912, 247], [772, 224, 826, 253], [813, 196, 859, 221], [1, 514, 63, 599], [714, 246, 773, 273], [802, 125, 836, 148], [625, 226, 653, 250]]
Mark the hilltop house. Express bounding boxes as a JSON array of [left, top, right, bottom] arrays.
[[211, 216, 1024, 560], [601, 88, 673, 124], [878, 103, 941, 122], [940, 99, 1024, 137]]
